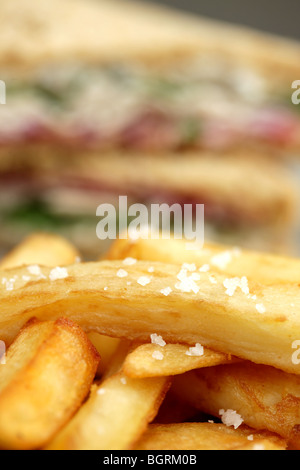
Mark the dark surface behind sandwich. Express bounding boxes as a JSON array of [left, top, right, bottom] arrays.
[[140, 0, 300, 40]]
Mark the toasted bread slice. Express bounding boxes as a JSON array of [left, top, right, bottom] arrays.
[[1, 0, 300, 84]]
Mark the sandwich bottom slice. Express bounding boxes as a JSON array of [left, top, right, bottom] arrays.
[[0, 147, 297, 259]]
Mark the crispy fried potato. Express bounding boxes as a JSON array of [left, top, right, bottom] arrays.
[[0, 317, 99, 450], [0, 233, 80, 269], [172, 362, 300, 449], [237, 439, 286, 450], [1, 260, 300, 374], [153, 390, 200, 424], [105, 237, 300, 284], [135, 423, 287, 450], [87, 333, 120, 377], [46, 371, 171, 450], [123, 342, 238, 378], [102, 339, 132, 379]]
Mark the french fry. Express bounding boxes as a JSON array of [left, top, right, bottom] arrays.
[[105, 237, 300, 284], [135, 423, 287, 450], [0, 317, 99, 450], [87, 333, 121, 377], [46, 371, 171, 450], [153, 389, 200, 424], [102, 339, 132, 379], [172, 362, 300, 449], [0, 260, 300, 374], [123, 342, 238, 378], [0, 233, 80, 269], [238, 439, 286, 451], [86, 239, 130, 378]]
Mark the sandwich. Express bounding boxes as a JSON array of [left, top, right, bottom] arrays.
[[0, 147, 296, 258], [0, 0, 298, 257]]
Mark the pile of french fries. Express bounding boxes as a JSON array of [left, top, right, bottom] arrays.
[[1, 233, 300, 450]]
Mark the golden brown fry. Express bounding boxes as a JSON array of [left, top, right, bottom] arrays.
[[46, 372, 171, 450], [154, 389, 200, 424], [135, 423, 287, 450], [236, 439, 286, 450], [0, 260, 300, 374], [123, 342, 238, 378], [102, 339, 132, 380], [172, 362, 300, 449], [105, 236, 300, 284], [0, 232, 80, 269], [0, 317, 99, 450], [87, 333, 120, 377]]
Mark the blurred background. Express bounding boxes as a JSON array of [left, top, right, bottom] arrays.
[[0, 0, 299, 260], [140, 0, 300, 40]]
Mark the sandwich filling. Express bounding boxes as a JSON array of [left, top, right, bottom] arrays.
[[0, 150, 294, 257], [1, 58, 299, 152], [0, 57, 297, 256]]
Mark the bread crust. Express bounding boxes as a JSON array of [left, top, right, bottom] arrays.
[[0, 0, 299, 85]]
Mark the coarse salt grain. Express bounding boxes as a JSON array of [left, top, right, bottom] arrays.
[[160, 287, 172, 296], [27, 265, 41, 276], [177, 269, 200, 282], [256, 303, 266, 314], [5, 280, 15, 291], [152, 350, 164, 361], [223, 278, 237, 296], [211, 248, 241, 270], [219, 409, 243, 429], [199, 264, 210, 272], [97, 388, 106, 395], [175, 268, 200, 294], [116, 269, 128, 278], [211, 251, 232, 270], [2, 276, 18, 291], [223, 276, 249, 296], [182, 263, 197, 272], [150, 334, 166, 347], [120, 377, 127, 385], [185, 343, 204, 357], [137, 276, 151, 286], [175, 280, 199, 294], [148, 266, 155, 273], [209, 275, 217, 284], [49, 267, 68, 281], [237, 276, 249, 295], [123, 257, 136, 266]]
